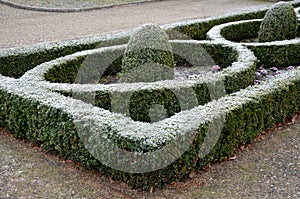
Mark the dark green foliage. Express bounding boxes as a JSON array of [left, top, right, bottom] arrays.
[[215, 18, 300, 68], [223, 64, 257, 94], [221, 20, 261, 42], [0, 3, 300, 191], [197, 72, 300, 168], [0, 6, 282, 79], [121, 24, 174, 82], [45, 56, 87, 83], [248, 43, 300, 68], [128, 89, 180, 122], [93, 84, 211, 123], [1, 69, 300, 191], [203, 44, 238, 68], [43, 42, 254, 123], [44, 47, 125, 84], [1, 1, 299, 79], [0, 37, 129, 78], [258, 2, 298, 42], [167, 10, 267, 40]]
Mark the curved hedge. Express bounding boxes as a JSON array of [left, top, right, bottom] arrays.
[[2, 0, 300, 79], [20, 40, 256, 122], [207, 19, 300, 67], [0, 0, 300, 191], [1, 66, 300, 190]]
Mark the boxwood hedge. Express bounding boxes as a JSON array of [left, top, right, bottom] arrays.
[[207, 18, 300, 67], [20, 40, 257, 122], [1, 66, 300, 190], [258, 2, 298, 42], [1, 0, 299, 79], [0, 0, 300, 191]]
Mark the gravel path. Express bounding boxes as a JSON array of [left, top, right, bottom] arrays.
[[0, 0, 273, 49], [3, 0, 147, 9], [1, 117, 299, 198]]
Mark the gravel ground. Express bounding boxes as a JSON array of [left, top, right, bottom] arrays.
[[4, 0, 148, 8], [0, 0, 273, 49], [1, 116, 299, 198]]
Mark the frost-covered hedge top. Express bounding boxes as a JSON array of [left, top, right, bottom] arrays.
[[20, 40, 255, 94], [207, 18, 300, 46], [3, 65, 300, 149], [0, 74, 218, 148], [207, 19, 262, 43], [296, 6, 300, 14], [1, 1, 300, 79]]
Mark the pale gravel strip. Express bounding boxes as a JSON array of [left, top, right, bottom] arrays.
[[1, 116, 299, 198], [0, 0, 160, 12], [0, 0, 273, 49]]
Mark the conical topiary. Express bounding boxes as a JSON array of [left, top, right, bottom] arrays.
[[258, 2, 298, 42], [120, 24, 175, 83]]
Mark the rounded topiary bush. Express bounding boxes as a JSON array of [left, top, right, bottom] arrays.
[[121, 24, 175, 83], [258, 2, 298, 42]]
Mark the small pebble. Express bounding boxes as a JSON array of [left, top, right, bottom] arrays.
[[212, 65, 221, 73], [287, 66, 295, 71], [270, 67, 278, 72], [258, 66, 265, 70], [254, 80, 261, 85], [255, 72, 262, 78], [260, 69, 268, 76]]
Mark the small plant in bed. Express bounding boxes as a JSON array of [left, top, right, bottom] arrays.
[[254, 65, 296, 84]]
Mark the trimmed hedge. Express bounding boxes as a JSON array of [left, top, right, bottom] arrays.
[[0, 1, 300, 191], [20, 41, 256, 122], [164, 9, 267, 40], [207, 18, 300, 67], [3, 1, 300, 79], [245, 42, 300, 68], [166, 1, 300, 40], [1, 67, 300, 190], [219, 20, 261, 42], [121, 24, 175, 82], [258, 2, 298, 42], [0, 33, 131, 78]]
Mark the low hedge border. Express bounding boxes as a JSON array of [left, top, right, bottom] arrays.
[[244, 39, 300, 67], [1, 66, 300, 190], [2, 1, 300, 79], [0, 0, 299, 191], [0, 32, 131, 78], [20, 40, 257, 122], [207, 18, 300, 67]]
